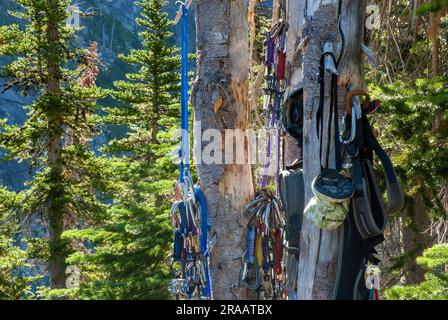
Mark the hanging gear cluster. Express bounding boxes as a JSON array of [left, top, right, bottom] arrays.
[[168, 1, 213, 300], [239, 1, 290, 300], [240, 191, 285, 299], [169, 178, 213, 300], [301, 47, 405, 299], [166, 0, 405, 301]]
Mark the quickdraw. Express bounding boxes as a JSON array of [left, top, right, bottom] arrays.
[[260, 3, 288, 190], [240, 2, 288, 299], [168, 1, 213, 300], [241, 191, 286, 299], [365, 264, 381, 300]]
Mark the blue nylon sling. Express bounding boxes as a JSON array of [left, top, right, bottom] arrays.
[[194, 187, 212, 298], [180, 2, 189, 183], [174, 1, 212, 300]]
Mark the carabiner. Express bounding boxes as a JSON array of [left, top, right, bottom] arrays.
[[170, 201, 181, 227], [263, 204, 270, 235], [183, 170, 196, 207], [344, 89, 371, 117], [340, 105, 357, 145]]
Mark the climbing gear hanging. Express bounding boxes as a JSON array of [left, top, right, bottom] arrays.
[[240, 3, 289, 299], [282, 88, 304, 146], [239, 226, 261, 291], [334, 87, 404, 300], [345, 88, 404, 262], [241, 190, 286, 299], [304, 51, 353, 230], [365, 264, 381, 300], [168, 1, 213, 300], [279, 160, 304, 300]]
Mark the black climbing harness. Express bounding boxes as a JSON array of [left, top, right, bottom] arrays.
[[345, 89, 404, 262], [332, 88, 404, 300]]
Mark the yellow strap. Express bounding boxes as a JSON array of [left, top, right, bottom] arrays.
[[256, 234, 263, 266], [191, 235, 199, 254]]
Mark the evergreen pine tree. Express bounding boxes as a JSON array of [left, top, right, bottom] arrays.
[[0, 0, 113, 293], [372, 77, 448, 287], [386, 244, 448, 300], [372, 78, 448, 220], [60, 0, 181, 299], [417, 0, 448, 14], [0, 188, 32, 299]]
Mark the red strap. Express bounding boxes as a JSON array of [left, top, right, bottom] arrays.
[[274, 228, 283, 275], [277, 51, 286, 80], [173, 215, 180, 228], [366, 100, 381, 114], [374, 289, 380, 300], [175, 185, 181, 201], [256, 216, 265, 234]]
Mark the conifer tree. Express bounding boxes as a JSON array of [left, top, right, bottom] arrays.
[[386, 244, 448, 300], [372, 77, 448, 284], [0, 188, 32, 299], [417, 0, 448, 14], [0, 0, 113, 292], [60, 0, 181, 299]]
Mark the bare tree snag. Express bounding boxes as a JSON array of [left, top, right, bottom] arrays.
[[284, 0, 306, 165], [248, 0, 258, 72], [338, 1, 367, 87], [285, 0, 305, 90], [429, 11, 442, 77], [298, 0, 367, 300], [248, 0, 265, 129], [192, 0, 255, 300], [272, 0, 280, 24]]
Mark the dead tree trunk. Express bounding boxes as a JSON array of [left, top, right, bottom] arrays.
[[248, 0, 258, 72], [429, 11, 442, 77], [284, 0, 306, 165], [298, 0, 367, 300], [192, 0, 255, 300]]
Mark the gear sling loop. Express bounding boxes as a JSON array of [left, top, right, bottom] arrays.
[[168, 0, 213, 300], [239, 1, 288, 299]]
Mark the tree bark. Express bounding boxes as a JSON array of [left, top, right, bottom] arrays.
[[284, 0, 306, 166], [192, 0, 255, 300], [248, 0, 258, 72], [429, 11, 441, 77], [45, 0, 67, 290], [402, 191, 430, 284], [298, 0, 367, 300]]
